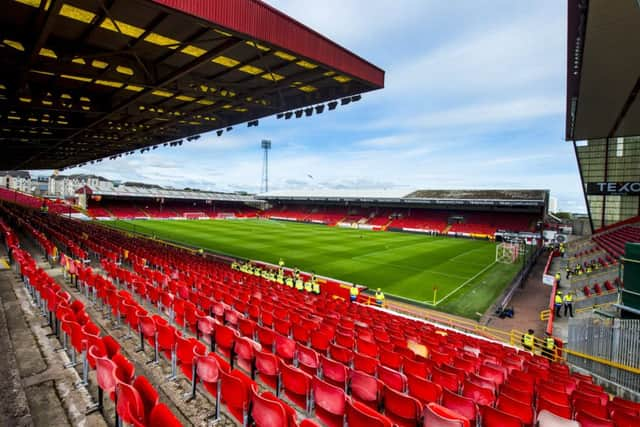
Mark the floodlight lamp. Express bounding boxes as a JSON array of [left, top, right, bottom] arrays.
[[216, 130, 224, 136], [295, 110, 303, 118], [328, 101, 338, 110], [315, 105, 324, 114], [304, 108, 313, 117], [226, 126, 233, 132], [284, 112, 293, 120], [341, 98, 351, 105], [351, 94, 362, 102], [277, 113, 284, 119]]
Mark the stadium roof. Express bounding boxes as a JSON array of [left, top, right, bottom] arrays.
[[90, 185, 255, 202], [0, 0, 384, 170], [261, 188, 548, 207], [566, 0, 640, 140]]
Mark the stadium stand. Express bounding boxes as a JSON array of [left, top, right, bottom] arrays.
[[2, 200, 639, 426], [593, 223, 640, 259]]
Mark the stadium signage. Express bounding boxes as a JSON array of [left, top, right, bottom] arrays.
[[587, 182, 640, 195]]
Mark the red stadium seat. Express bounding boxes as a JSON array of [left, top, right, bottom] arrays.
[[481, 405, 524, 427], [423, 402, 471, 427], [407, 374, 442, 406], [275, 334, 296, 365], [257, 325, 276, 353], [349, 370, 382, 410], [380, 348, 403, 370], [233, 336, 257, 376], [320, 355, 349, 390], [250, 387, 297, 427], [573, 397, 608, 419], [214, 323, 238, 360], [575, 411, 615, 427], [536, 410, 579, 427], [611, 410, 640, 427], [382, 384, 422, 427], [346, 399, 393, 427], [461, 379, 495, 406], [432, 366, 461, 392], [280, 362, 312, 413], [132, 376, 160, 422], [312, 376, 347, 427], [536, 396, 572, 419], [255, 349, 280, 392], [148, 403, 183, 427], [220, 369, 256, 424], [496, 394, 534, 426], [441, 389, 477, 425], [116, 382, 145, 426], [356, 338, 379, 358], [499, 383, 533, 405], [378, 365, 407, 392], [296, 343, 319, 375], [190, 355, 221, 407], [403, 356, 431, 379], [353, 353, 379, 376], [328, 343, 354, 366]]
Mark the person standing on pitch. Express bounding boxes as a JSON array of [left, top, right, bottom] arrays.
[[563, 291, 574, 317]]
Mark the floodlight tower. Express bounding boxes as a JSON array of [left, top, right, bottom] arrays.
[[261, 139, 271, 193]]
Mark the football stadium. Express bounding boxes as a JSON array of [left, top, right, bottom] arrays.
[[0, 1, 639, 426]]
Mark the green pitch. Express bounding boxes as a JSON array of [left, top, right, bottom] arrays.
[[108, 219, 521, 319]]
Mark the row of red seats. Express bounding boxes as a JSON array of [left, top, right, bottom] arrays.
[[1, 221, 182, 427], [3, 203, 640, 427], [582, 279, 618, 298], [593, 225, 640, 258]]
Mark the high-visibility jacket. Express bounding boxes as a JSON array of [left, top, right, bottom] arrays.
[[312, 282, 320, 294], [563, 294, 573, 303], [555, 273, 561, 281], [375, 291, 385, 303], [285, 277, 294, 287], [304, 281, 312, 292], [350, 286, 359, 297], [555, 294, 563, 305], [546, 337, 555, 350], [295, 279, 304, 291], [523, 334, 534, 348]]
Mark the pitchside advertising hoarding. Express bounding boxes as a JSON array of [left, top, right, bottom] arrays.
[[586, 182, 640, 196]]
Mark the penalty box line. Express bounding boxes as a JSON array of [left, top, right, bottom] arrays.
[[431, 260, 498, 306]]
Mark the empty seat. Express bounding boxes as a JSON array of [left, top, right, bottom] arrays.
[[407, 374, 442, 406], [536, 396, 572, 419], [275, 334, 296, 365], [380, 348, 403, 370], [312, 376, 347, 427], [575, 411, 615, 427], [220, 369, 256, 424], [250, 387, 297, 427], [328, 343, 353, 366], [432, 366, 461, 393], [349, 370, 382, 410], [462, 380, 495, 406], [214, 323, 238, 360], [280, 362, 312, 413], [496, 394, 534, 426], [233, 336, 257, 376], [296, 343, 319, 375], [378, 365, 407, 392], [353, 353, 379, 376], [255, 349, 280, 392], [536, 409, 580, 427], [403, 356, 431, 379], [423, 402, 471, 427], [383, 384, 423, 427], [441, 389, 477, 425], [148, 403, 183, 427], [481, 405, 524, 427], [346, 399, 393, 427]]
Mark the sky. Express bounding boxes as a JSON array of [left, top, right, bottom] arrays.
[[48, 0, 586, 212]]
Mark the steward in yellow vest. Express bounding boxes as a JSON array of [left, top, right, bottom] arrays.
[[312, 281, 320, 295], [350, 286, 359, 302], [522, 329, 535, 351], [375, 288, 385, 306], [542, 334, 556, 360]]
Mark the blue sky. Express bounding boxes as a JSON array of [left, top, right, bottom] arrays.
[[56, 0, 586, 212]]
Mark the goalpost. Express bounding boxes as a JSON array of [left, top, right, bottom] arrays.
[[184, 212, 206, 219], [496, 241, 523, 264]]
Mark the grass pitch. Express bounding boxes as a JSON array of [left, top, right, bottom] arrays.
[[109, 219, 521, 319]]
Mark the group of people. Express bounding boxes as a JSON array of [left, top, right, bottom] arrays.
[[231, 259, 321, 294], [554, 289, 575, 318], [349, 285, 385, 306], [565, 260, 601, 279], [522, 329, 557, 360]]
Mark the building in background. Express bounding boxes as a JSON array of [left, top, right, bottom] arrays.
[[548, 196, 559, 214], [0, 170, 32, 193], [48, 174, 114, 198], [575, 137, 640, 230]]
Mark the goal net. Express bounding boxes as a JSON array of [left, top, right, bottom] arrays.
[[496, 242, 521, 264], [184, 212, 206, 219]]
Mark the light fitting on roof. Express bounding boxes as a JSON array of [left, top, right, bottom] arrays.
[[284, 112, 293, 120], [216, 130, 224, 136], [328, 101, 338, 110], [304, 107, 313, 117], [295, 110, 303, 118], [315, 105, 324, 114], [351, 94, 362, 102], [341, 98, 351, 106]]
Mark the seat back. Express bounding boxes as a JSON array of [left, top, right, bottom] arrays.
[[378, 365, 407, 392], [221, 370, 256, 424], [407, 374, 442, 405], [423, 402, 470, 427], [383, 385, 422, 426], [312, 376, 347, 426], [346, 399, 393, 427], [148, 403, 183, 427], [349, 370, 382, 409], [441, 389, 477, 424], [575, 411, 615, 427], [250, 388, 290, 427], [320, 355, 348, 389], [481, 405, 524, 427]]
